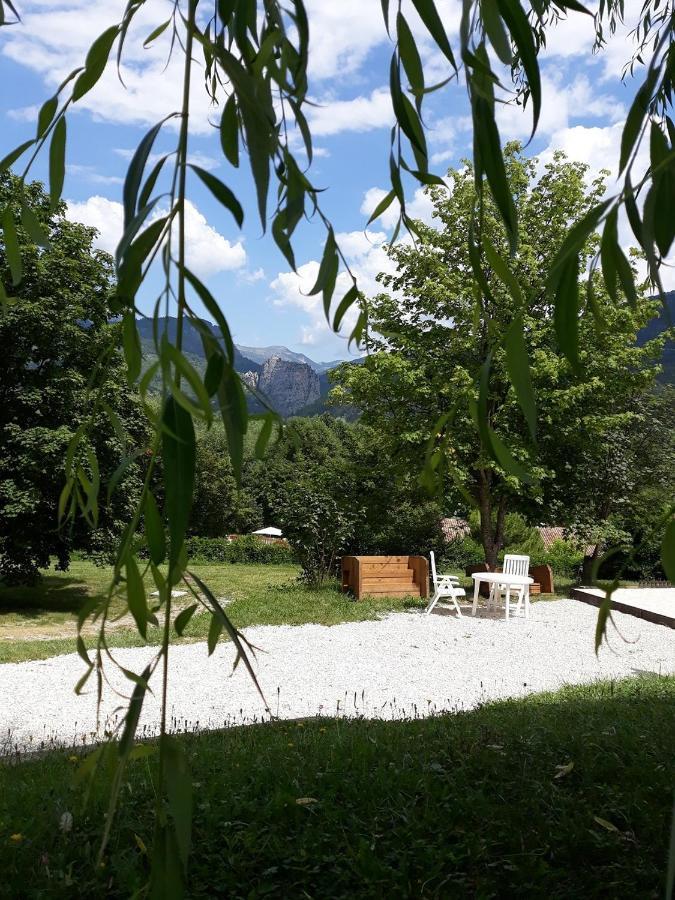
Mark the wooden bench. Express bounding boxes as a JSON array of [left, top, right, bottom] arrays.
[[342, 555, 429, 600]]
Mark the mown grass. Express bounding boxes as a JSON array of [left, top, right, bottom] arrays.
[[0, 675, 673, 897], [0, 561, 425, 664]]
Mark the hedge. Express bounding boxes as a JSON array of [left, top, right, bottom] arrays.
[[184, 534, 295, 564]]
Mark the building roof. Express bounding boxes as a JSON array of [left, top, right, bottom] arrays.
[[440, 517, 471, 541], [440, 518, 595, 555]]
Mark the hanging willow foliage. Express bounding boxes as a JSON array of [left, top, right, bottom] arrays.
[[1, 0, 674, 892]]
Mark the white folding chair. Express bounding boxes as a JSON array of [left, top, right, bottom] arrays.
[[425, 551, 466, 616], [490, 554, 530, 618]]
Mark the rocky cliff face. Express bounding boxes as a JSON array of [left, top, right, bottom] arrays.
[[243, 354, 320, 416]]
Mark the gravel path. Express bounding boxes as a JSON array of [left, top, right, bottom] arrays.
[[1, 599, 673, 752]]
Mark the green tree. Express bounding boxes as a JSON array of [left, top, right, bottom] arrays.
[[189, 423, 262, 537], [560, 384, 675, 580], [254, 416, 445, 582], [333, 147, 663, 568], [0, 173, 147, 583], [254, 417, 362, 584]]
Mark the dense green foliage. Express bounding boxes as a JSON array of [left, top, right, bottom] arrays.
[[556, 384, 675, 580], [333, 147, 665, 569], [252, 416, 445, 584], [184, 535, 293, 564], [0, 174, 147, 584], [1, 675, 673, 897]]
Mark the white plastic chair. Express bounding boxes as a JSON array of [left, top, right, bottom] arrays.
[[489, 554, 530, 618], [425, 551, 466, 616]]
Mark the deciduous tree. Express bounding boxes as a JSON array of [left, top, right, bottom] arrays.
[[0, 173, 147, 583], [333, 147, 663, 567]]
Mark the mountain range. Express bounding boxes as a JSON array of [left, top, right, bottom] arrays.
[[137, 316, 352, 416], [137, 296, 672, 418]]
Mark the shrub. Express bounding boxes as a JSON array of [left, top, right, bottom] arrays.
[[272, 484, 359, 586], [500, 514, 546, 564], [182, 535, 294, 564], [439, 535, 485, 571], [543, 539, 584, 579]]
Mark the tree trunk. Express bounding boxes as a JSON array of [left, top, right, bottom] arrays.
[[494, 497, 507, 558], [478, 472, 498, 569], [477, 474, 509, 569]]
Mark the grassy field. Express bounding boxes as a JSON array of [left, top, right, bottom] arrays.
[[0, 560, 428, 664], [0, 675, 672, 897]]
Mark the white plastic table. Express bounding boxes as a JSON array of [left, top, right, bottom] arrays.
[[471, 572, 534, 620]]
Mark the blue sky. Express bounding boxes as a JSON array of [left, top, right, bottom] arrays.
[[0, 0, 653, 361]]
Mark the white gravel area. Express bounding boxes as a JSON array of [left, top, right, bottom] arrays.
[[1, 599, 673, 752]]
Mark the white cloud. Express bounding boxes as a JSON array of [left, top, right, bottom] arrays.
[[430, 148, 455, 166], [269, 229, 396, 345], [307, 88, 393, 137], [360, 185, 438, 231], [68, 164, 124, 186], [3, 1, 218, 134], [114, 148, 220, 171], [498, 71, 624, 141], [66, 195, 246, 277], [66, 195, 123, 254], [238, 267, 266, 284], [303, 0, 386, 81]]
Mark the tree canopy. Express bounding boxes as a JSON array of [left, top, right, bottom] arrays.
[[332, 146, 664, 566], [0, 173, 147, 583]]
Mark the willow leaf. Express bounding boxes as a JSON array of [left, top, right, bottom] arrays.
[[497, 0, 540, 139], [254, 413, 276, 458], [72, 25, 119, 101], [553, 252, 581, 372], [145, 490, 166, 566], [48, 117, 67, 209], [122, 312, 142, 383], [20, 202, 50, 249], [123, 120, 165, 227], [619, 67, 658, 172], [505, 314, 537, 441], [189, 165, 244, 228], [143, 18, 170, 47], [333, 284, 359, 332], [36, 96, 58, 139], [162, 735, 192, 870], [183, 266, 235, 363], [219, 94, 240, 167], [481, 0, 512, 65], [410, 0, 457, 69], [126, 555, 148, 639], [162, 397, 196, 570], [489, 427, 533, 483], [174, 603, 198, 636], [396, 12, 424, 108], [473, 97, 517, 251], [0, 139, 34, 173], [207, 612, 224, 655]]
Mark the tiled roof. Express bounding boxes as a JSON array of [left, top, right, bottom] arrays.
[[537, 526, 565, 549], [441, 518, 596, 555], [440, 517, 471, 541]]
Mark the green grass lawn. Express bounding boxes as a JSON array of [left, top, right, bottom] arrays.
[[0, 675, 673, 897], [0, 560, 426, 664]]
